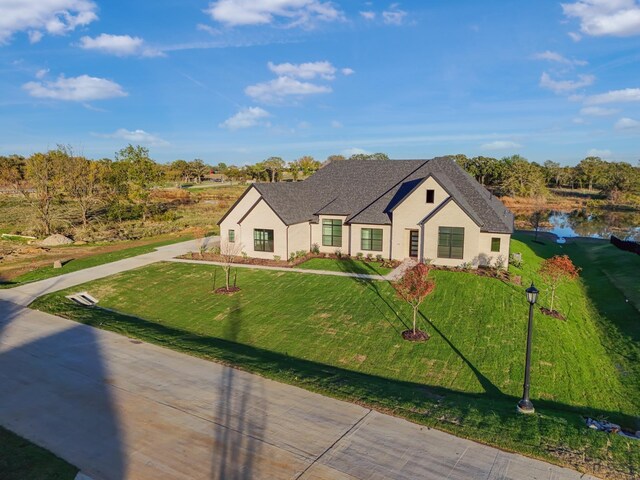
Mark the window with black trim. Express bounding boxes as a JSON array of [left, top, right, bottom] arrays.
[[361, 228, 383, 251], [254, 229, 274, 252], [426, 189, 435, 204], [438, 227, 464, 259], [491, 237, 501, 252], [322, 219, 342, 247], [228, 229, 235, 243]]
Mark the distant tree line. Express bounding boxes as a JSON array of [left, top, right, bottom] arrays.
[[4, 145, 635, 236], [451, 154, 640, 200], [0, 147, 388, 235], [0, 145, 163, 235]]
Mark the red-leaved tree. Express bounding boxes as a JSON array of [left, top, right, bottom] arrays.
[[538, 255, 580, 312], [394, 263, 436, 335]]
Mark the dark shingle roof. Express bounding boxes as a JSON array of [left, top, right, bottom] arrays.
[[251, 157, 513, 233]]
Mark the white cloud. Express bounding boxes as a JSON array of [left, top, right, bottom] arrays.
[[480, 140, 522, 150], [220, 107, 270, 129], [584, 88, 640, 104], [539, 71, 595, 94], [382, 3, 407, 25], [205, 0, 343, 27], [614, 117, 640, 130], [0, 0, 97, 45], [562, 0, 640, 37], [568, 31, 582, 41], [341, 67, 355, 75], [22, 74, 127, 101], [331, 120, 343, 128], [268, 60, 337, 80], [533, 50, 587, 66], [580, 106, 619, 116], [79, 34, 163, 57], [28, 30, 43, 43], [587, 148, 612, 158], [35, 68, 49, 79], [360, 11, 376, 20], [98, 128, 169, 146], [245, 76, 331, 103], [196, 23, 221, 35]]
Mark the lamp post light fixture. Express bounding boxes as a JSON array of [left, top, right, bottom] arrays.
[[518, 283, 539, 414]]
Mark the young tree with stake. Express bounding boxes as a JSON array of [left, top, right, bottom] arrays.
[[393, 263, 435, 340], [218, 240, 243, 292], [538, 255, 580, 314]]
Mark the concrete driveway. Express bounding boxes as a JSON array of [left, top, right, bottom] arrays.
[[0, 301, 597, 480]]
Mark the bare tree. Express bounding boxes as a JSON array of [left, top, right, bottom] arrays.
[[65, 152, 107, 226], [529, 210, 545, 242], [12, 150, 66, 236], [219, 240, 244, 292], [193, 227, 209, 258]]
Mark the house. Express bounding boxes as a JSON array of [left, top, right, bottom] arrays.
[[217, 157, 514, 267]]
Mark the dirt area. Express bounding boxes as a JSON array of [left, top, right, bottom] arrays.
[[0, 184, 248, 282], [0, 232, 187, 281]]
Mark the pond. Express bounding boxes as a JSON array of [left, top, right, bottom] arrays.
[[519, 210, 640, 242]]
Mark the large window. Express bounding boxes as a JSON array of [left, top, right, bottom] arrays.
[[361, 228, 383, 251], [491, 237, 501, 252], [322, 219, 342, 247], [228, 229, 235, 243], [254, 229, 274, 252], [438, 227, 464, 259]]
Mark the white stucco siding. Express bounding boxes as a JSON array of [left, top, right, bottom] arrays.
[[288, 222, 311, 257], [391, 176, 449, 259], [421, 200, 481, 267], [219, 187, 261, 249], [236, 198, 287, 260], [478, 232, 511, 268], [311, 215, 350, 255], [349, 224, 392, 259]]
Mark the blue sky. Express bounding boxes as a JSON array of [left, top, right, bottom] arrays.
[[1, 0, 639, 165]]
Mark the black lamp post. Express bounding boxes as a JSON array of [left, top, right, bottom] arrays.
[[518, 283, 539, 414]]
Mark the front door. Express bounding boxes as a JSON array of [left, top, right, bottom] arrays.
[[409, 230, 419, 258]]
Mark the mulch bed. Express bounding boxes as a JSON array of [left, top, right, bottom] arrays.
[[430, 264, 510, 281], [402, 329, 430, 342], [181, 252, 400, 270], [214, 286, 241, 295], [540, 307, 566, 320]]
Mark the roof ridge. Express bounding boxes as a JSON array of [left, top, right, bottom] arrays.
[[345, 159, 431, 223]]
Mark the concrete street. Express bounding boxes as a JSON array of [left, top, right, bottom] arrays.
[[0, 238, 598, 479]]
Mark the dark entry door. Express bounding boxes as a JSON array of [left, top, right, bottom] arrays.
[[409, 230, 419, 258]]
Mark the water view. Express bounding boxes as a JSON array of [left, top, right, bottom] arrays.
[[522, 210, 640, 242]]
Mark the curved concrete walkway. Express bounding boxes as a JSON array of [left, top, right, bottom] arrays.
[[0, 238, 600, 479], [0, 237, 218, 307]]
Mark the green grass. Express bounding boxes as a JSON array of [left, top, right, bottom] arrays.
[[32, 234, 640, 479], [296, 257, 393, 275], [0, 426, 78, 480], [0, 235, 192, 289]]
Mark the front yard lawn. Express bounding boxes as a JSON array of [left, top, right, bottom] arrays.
[[296, 257, 393, 275], [0, 426, 78, 480], [32, 234, 640, 479]]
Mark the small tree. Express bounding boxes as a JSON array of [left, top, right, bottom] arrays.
[[393, 263, 435, 337], [529, 210, 545, 242], [538, 255, 580, 313], [219, 240, 243, 292], [193, 227, 209, 258]]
